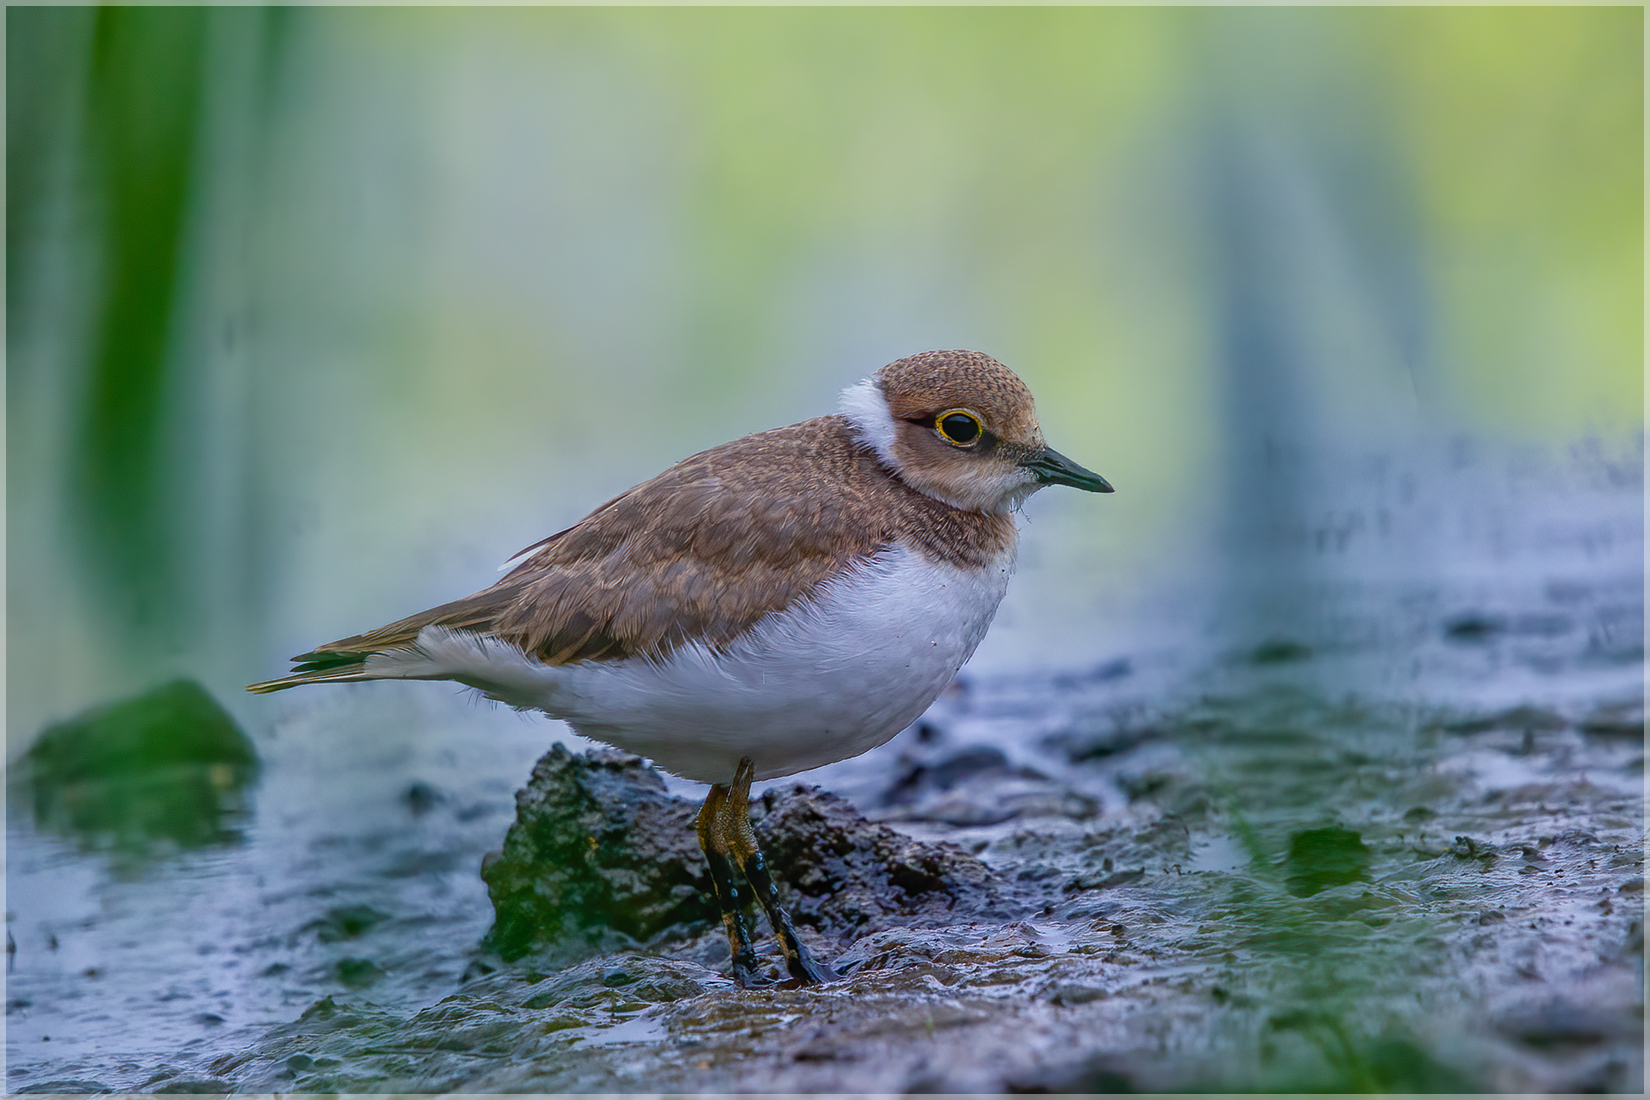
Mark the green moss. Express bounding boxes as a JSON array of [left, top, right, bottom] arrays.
[[22, 679, 259, 853]]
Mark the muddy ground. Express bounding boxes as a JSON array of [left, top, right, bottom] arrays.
[[18, 652, 1641, 1093], [7, 444, 1644, 1094], [208, 685, 1647, 1094]]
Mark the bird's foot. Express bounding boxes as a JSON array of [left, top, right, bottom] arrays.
[[729, 950, 768, 990], [781, 938, 840, 986]]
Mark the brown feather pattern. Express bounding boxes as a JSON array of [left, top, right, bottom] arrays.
[[276, 415, 1015, 676]]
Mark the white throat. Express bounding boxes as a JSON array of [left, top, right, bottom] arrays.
[[837, 377, 900, 470]]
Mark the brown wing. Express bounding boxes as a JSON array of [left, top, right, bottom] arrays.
[[271, 417, 904, 678]]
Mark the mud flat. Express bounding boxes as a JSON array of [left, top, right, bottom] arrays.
[[8, 442, 1643, 1093], [119, 669, 1643, 1093]]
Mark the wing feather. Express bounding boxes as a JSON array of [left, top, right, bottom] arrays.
[[251, 417, 909, 690]]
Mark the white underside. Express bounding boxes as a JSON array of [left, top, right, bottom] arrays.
[[364, 543, 1014, 784]]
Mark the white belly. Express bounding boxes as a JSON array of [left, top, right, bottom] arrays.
[[380, 543, 1014, 783]]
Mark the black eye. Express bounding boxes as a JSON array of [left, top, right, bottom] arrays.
[[936, 410, 983, 446]]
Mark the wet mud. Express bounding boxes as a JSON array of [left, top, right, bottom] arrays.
[[8, 448, 1643, 1094], [65, 672, 1640, 1095]]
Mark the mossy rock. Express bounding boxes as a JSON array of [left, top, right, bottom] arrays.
[[22, 679, 258, 853]]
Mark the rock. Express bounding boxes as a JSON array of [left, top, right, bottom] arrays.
[[751, 784, 1007, 945], [1249, 638, 1313, 665], [403, 780, 443, 815], [480, 747, 1010, 963], [308, 905, 389, 943], [333, 958, 386, 988], [19, 679, 258, 853], [25, 679, 256, 778], [479, 747, 711, 962], [1443, 612, 1505, 643]]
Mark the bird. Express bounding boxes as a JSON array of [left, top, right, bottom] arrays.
[[248, 349, 1113, 987]]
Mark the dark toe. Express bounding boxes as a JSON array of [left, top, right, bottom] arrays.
[[784, 943, 840, 986]]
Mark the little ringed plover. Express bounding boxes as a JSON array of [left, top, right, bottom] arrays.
[[249, 349, 1113, 986]]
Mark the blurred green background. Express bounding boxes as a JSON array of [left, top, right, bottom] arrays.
[[8, 6, 1642, 751]]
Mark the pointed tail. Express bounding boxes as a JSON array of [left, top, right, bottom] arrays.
[[246, 577, 535, 695], [246, 649, 381, 693]]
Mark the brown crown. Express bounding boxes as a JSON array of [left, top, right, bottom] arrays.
[[875, 350, 1043, 445]]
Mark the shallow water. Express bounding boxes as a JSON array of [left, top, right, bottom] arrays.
[[7, 436, 1643, 1093]]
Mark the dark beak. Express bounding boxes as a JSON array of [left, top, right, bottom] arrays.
[[1023, 446, 1114, 493]]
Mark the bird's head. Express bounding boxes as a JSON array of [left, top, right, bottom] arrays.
[[840, 349, 1113, 514]]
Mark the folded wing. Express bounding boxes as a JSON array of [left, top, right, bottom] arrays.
[[247, 418, 893, 693]]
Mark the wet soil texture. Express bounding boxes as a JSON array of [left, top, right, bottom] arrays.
[[8, 442, 1643, 1093], [150, 676, 1641, 1094]]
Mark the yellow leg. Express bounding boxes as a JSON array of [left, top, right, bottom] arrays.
[[723, 758, 839, 986], [696, 781, 763, 987]]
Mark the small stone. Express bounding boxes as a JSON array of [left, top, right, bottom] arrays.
[[1250, 639, 1313, 665], [1444, 613, 1505, 642], [334, 957, 385, 988], [309, 905, 388, 943]]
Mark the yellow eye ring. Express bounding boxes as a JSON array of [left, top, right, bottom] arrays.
[[934, 409, 984, 446]]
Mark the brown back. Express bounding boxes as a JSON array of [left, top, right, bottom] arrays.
[[301, 416, 1016, 667]]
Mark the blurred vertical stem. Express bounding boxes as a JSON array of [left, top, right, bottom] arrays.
[[72, 7, 209, 650]]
